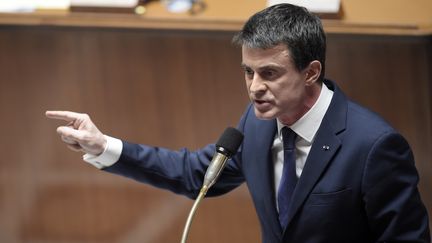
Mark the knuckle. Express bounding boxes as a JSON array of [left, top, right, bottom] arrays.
[[81, 113, 92, 123], [56, 127, 65, 135]]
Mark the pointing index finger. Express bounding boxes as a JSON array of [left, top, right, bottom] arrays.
[[45, 110, 81, 122]]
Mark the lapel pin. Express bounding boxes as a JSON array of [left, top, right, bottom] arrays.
[[322, 145, 330, 151]]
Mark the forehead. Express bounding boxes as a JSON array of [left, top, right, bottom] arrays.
[[241, 44, 294, 68]]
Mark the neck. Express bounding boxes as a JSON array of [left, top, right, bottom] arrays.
[[279, 82, 322, 126]]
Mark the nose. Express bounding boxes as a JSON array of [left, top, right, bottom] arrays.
[[249, 75, 266, 94]]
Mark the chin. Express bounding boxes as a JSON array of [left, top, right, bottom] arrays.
[[253, 108, 277, 120]]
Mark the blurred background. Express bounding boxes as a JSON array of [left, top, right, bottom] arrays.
[[0, 0, 431, 242]]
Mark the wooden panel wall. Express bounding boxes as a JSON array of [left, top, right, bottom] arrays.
[[0, 26, 430, 242]]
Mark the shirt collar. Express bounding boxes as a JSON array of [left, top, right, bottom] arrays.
[[277, 83, 334, 143]]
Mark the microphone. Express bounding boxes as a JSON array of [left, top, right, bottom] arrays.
[[202, 127, 244, 191], [180, 127, 243, 243]]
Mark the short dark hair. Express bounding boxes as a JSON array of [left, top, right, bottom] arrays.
[[233, 3, 326, 81]]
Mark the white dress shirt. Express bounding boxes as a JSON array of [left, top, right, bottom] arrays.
[[272, 84, 333, 198]]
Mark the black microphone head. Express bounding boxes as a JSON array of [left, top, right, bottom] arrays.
[[215, 127, 244, 156]]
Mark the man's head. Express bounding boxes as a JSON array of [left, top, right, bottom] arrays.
[[233, 4, 327, 125], [233, 3, 326, 82]]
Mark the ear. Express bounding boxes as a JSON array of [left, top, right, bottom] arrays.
[[304, 60, 322, 86]]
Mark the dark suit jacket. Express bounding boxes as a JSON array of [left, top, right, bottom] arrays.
[[105, 80, 430, 242]]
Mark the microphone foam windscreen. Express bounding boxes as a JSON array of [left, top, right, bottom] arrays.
[[216, 127, 244, 156]]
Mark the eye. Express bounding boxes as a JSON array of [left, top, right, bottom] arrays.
[[243, 67, 254, 79], [261, 69, 277, 80]]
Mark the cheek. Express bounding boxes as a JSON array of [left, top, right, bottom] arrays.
[[245, 79, 252, 94], [272, 84, 301, 105], [245, 79, 251, 90], [266, 84, 283, 99], [244, 76, 251, 86]]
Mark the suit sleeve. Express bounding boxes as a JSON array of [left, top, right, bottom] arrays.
[[362, 131, 430, 242], [102, 142, 245, 199], [101, 106, 251, 199]]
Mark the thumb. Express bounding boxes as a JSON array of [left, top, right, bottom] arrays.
[[57, 126, 85, 143], [56, 125, 106, 155]]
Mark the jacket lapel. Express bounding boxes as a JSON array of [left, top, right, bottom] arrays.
[[245, 118, 283, 239], [284, 120, 342, 228], [284, 80, 347, 230]]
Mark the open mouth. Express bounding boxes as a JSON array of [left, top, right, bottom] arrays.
[[253, 99, 272, 110], [254, 99, 269, 104]]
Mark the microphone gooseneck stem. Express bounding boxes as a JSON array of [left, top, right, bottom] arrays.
[[179, 126, 243, 243], [180, 185, 209, 243], [180, 152, 229, 243]]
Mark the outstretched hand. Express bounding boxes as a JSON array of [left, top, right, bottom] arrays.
[[46, 111, 107, 155]]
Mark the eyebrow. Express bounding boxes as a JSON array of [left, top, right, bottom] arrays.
[[241, 63, 282, 71]]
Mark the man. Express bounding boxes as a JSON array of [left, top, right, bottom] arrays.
[[46, 3, 430, 243]]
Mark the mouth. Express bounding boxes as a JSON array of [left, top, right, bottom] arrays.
[[252, 99, 272, 110], [253, 98, 269, 104]]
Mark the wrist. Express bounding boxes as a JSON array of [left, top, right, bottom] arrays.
[[83, 135, 123, 169], [97, 135, 108, 155]]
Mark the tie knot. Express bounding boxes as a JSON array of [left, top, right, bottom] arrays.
[[281, 127, 297, 150]]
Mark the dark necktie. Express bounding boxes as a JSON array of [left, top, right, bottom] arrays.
[[278, 127, 298, 230]]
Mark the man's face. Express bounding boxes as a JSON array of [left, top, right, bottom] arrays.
[[241, 44, 317, 125]]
